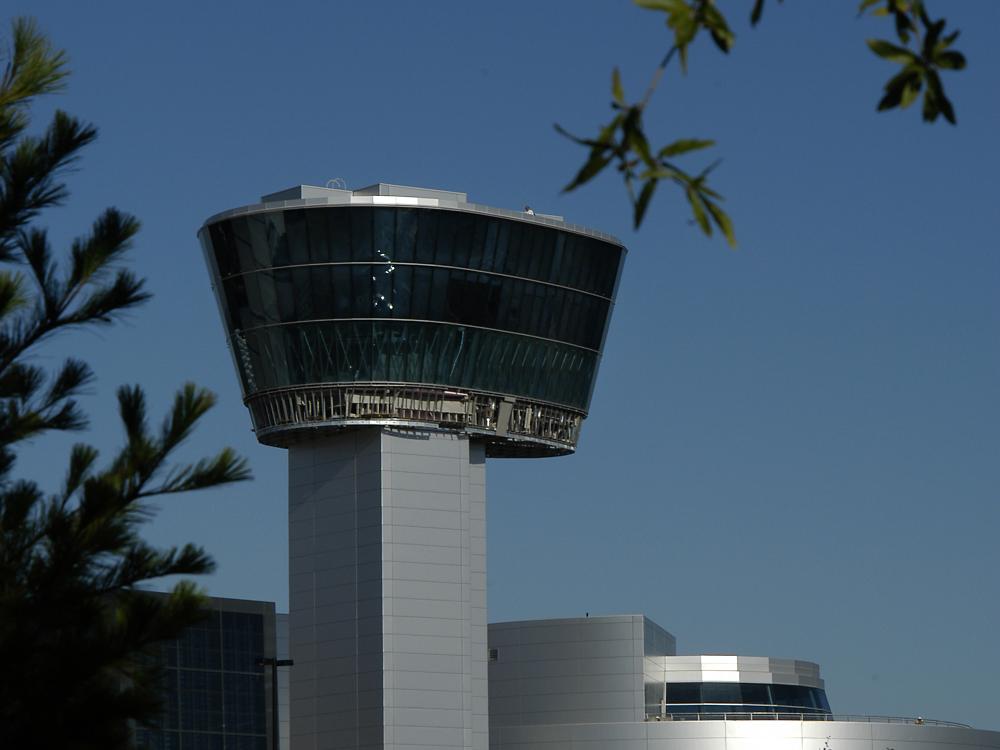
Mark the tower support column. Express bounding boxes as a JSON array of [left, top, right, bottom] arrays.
[[288, 428, 486, 750]]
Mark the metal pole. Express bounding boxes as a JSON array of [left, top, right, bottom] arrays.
[[258, 658, 293, 750], [271, 661, 279, 750]]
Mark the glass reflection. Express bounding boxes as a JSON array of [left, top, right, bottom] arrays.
[[236, 321, 597, 410], [208, 207, 623, 297], [663, 683, 831, 714], [220, 265, 609, 350], [204, 206, 623, 410]]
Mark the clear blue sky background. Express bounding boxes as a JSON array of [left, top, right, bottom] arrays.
[[8, 0, 999, 729]]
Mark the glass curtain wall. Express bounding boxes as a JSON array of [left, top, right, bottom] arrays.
[[135, 611, 268, 750], [645, 682, 833, 718], [203, 207, 624, 412]]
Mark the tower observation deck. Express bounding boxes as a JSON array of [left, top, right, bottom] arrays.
[[200, 183, 625, 750]]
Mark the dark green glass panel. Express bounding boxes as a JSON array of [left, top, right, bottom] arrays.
[[328, 209, 351, 262], [350, 208, 373, 261], [285, 210, 309, 265], [222, 265, 611, 350], [663, 683, 832, 714], [179, 670, 224, 731], [239, 321, 598, 410], [451, 211, 474, 268], [492, 221, 509, 276], [468, 215, 487, 270], [533, 225, 554, 281], [306, 208, 331, 262], [331, 266, 351, 316], [550, 232, 566, 289], [481, 219, 498, 272], [391, 264, 413, 318], [435, 208, 457, 266], [230, 217, 254, 276], [416, 210, 438, 263], [209, 207, 623, 296], [394, 208, 417, 262]]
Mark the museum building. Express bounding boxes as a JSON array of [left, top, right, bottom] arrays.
[[185, 184, 1000, 750]]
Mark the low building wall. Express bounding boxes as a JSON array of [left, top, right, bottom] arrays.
[[491, 718, 1000, 750]]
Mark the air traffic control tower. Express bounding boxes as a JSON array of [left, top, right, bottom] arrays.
[[199, 183, 625, 750]]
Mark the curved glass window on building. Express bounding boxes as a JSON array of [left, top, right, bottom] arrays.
[[646, 682, 831, 717], [660, 683, 832, 717], [200, 186, 626, 455], [203, 206, 623, 414], [208, 207, 621, 297]]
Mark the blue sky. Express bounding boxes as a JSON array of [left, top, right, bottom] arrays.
[[8, 0, 999, 729]]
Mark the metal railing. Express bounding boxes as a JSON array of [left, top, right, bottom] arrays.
[[645, 712, 968, 728], [246, 383, 584, 456]]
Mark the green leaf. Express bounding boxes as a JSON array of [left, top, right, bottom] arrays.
[[934, 50, 966, 70], [921, 85, 939, 122], [857, 0, 882, 16], [633, 179, 657, 229], [639, 165, 679, 182], [117, 385, 149, 448], [562, 148, 613, 192], [635, 0, 697, 73], [625, 118, 655, 167], [891, 7, 916, 44], [554, 114, 623, 150], [921, 17, 945, 59], [751, 0, 766, 26], [684, 185, 711, 236], [152, 447, 251, 496], [557, 113, 628, 192], [866, 38, 917, 64], [937, 95, 956, 125], [659, 138, 715, 158], [160, 382, 217, 453], [0, 19, 69, 112], [876, 68, 921, 111], [923, 68, 956, 124], [704, 199, 737, 248], [633, 0, 688, 13], [611, 67, 625, 105], [62, 443, 99, 502], [677, 45, 689, 74], [0, 271, 28, 318], [44, 358, 93, 407], [702, 4, 735, 53], [899, 77, 922, 108]]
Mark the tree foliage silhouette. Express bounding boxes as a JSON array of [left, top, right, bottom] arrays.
[[559, 0, 967, 246], [0, 19, 250, 748]]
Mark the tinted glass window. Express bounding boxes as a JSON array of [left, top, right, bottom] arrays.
[[416, 210, 438, 263], [210, 208, 623, 296], [394, 208, 417, 262], [665, 683, 701, 704], [239, 321, 598, 409], [350, 208, 373, 261], [740, 683, 769, 704], [205, 207, 623, 407], [222, 265, 609, 349], [663, 683, 831, 715], [142, 606, 270, 749], [700, 683, 741, 704]]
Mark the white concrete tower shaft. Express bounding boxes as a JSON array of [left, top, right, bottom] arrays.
[[199, 183, 626, 750], [288, 428, 487, 750]]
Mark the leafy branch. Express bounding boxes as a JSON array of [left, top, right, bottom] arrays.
[[557, 0, 965, 246], [859, 0, 966, 123], [0, 18, 253, 745]]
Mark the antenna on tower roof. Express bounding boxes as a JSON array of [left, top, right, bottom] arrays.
[[326, 177, 347, 190]]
